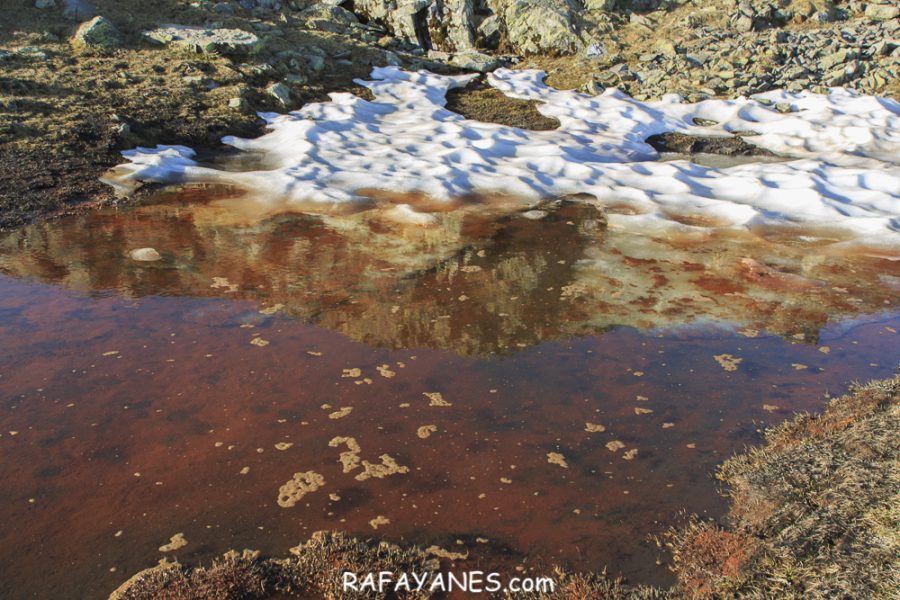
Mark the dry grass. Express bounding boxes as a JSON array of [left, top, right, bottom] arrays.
[[669, 376, 900, 599]]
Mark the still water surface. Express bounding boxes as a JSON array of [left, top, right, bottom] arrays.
[[0, 187, 897, 598]]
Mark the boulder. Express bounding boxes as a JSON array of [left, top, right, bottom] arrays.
[[71, 16, 123, 49], [351, 0, 476, 52], [449, 50, 498, 71], [492, 0, 584, 55], [865, 3, 899, 21], [300, 3, 360, 33], [475, 14, 501, 48], [144, 25, 261, 55]]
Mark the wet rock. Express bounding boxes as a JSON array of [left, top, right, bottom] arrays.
[[144, 25, 261, 55], [71, 16, 123, 49]]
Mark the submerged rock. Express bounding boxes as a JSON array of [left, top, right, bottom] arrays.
[[143, 25, 261, 55], [71, 16, 123, 49], [129, 248, 161, 262]]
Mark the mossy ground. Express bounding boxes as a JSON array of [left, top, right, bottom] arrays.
[[110, 377, 900, 599]]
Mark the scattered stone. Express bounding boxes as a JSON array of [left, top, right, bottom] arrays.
[[266, 82, 292, 107], [71, 16, 123, 50], [450, 51, 498, 73], [144, 25, 261, 55]]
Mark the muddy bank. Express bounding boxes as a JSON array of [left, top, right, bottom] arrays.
[[108, 376, 900, 599]]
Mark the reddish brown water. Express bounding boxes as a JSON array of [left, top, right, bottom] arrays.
[[0, 187, 898, 599]]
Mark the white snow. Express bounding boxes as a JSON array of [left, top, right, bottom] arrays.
[[108, 67, 900, 250]]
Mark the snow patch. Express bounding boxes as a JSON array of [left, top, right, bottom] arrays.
[[108, 67, 900, 250]]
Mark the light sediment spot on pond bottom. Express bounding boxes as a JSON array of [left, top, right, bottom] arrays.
[[606, 440, 626, 452], [634, 407, 654, 415], [547, 452, 569, 468], [277, 471, 325, 508], [239, 466, 250, 475], [662, 423, 675, 429], [762, 404, 780, 412], [274, 442, 294, 451], [210, 277, 237, 293], [585, 422, 606, 433], [793, 363, 809, 370], [426, 546, 469, 561], [250, 337, 269, 347], [417, 425, 437, 439], [738, 328, 760, 338], [158, 533, 187, 552], [377, 364, 396, 378], [424, 392, 452, 406], [500, 477, 512, 484], [819, 346, 831, 354], [356, 455, 409, 481], [258, 303, 283, 315], [369, 516, 390, 530], [327, 436, 408, 480], [328, 407, 353, 420], [328, 437, 361, 473], [341, 368, 362, 378], [714, 354, 742, 371], [623, 449, 639, 461]]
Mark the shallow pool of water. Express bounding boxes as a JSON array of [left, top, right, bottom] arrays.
[[0, 187, 897, 599]]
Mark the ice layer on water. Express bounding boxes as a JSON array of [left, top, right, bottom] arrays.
[[110, 67, 900, 249]]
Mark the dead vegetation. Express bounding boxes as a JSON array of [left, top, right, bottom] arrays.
[[111, 377, 900, 599], [668, 375, 900, 599]]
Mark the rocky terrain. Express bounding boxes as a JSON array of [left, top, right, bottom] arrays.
[[1, 0, 898, 228]]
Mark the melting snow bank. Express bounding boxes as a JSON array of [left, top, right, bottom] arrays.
[[108, 67, 900, 251]]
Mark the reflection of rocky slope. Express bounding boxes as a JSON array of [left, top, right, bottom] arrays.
[[1, 188, 897, 356]]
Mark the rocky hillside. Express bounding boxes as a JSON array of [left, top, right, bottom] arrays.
[[0, 0, 897, 228]]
